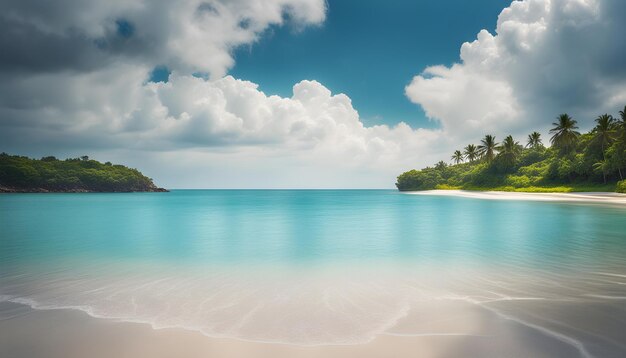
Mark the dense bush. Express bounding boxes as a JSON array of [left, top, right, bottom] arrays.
[[396, 169, 443, 191], [617, 180, 626, 193], [504, 175, 532, 188]]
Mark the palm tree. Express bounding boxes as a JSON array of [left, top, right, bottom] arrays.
[[477, 135, 498, 162], [549, 114, 580, 154], [526, 131, 543, 149], [593, 160, 610, 184], [593, 114, 615, 160], [464, 144, 478, 162], [612, 106, 626, 179], [451, 150, 464, 164], [434, 161, 447, 171], [618, 106, 626, 141], [497, 135, 522, 167]]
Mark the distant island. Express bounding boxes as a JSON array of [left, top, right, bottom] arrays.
[[0, 153, 167, 193], [397, 107, 626, 194]]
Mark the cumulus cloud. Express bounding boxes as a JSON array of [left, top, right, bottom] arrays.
[[406, 0, 626, 140], [0, 0, 326, 77], [2, 0, 625, 187], [0, 68, 442, 187], [0, 0, 447, 187]]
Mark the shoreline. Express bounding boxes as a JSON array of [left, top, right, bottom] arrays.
[[0, 185, 168, 193], [404, 189, 626, 205], [0, 301, 587, 358]]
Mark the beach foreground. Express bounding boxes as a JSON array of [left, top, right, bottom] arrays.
[[0, 301, 601, 358]]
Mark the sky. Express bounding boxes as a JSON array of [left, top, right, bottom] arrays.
[[230, 0, 510, 128], [1, 0, 625, 188]]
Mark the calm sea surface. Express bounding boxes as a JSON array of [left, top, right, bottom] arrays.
[[1, 190, 625, 355]]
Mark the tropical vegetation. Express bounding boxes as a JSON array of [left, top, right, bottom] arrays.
[[0, 153, 166, 192], [396, 107, 626, 193]]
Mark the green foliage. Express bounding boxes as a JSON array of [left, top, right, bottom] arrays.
[[617, 180, 626, 193], [460, 184, 616, 193], [477, 135, 498, 162], [549, 113, 580, 154], [0, 153, 163, 192], [517, 160, 550, 183], [396, 107, 626, 193], [526, 131, 543, 149], [505, 175, 532, 188], [463, 144, 479, 162], [518, 147, 548, 167], [451, 150, 464, 164], [395, 168, 446, 191]]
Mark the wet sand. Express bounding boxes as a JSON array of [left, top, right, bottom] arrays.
[[0, 301, 610, 358]]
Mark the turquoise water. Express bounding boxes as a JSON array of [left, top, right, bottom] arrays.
[[2, 190, 625, 267], [1, 190, 626, 354]]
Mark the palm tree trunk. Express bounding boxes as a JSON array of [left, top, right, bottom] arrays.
[[601, 143, 610, 183], [602, 143, 605, 160]]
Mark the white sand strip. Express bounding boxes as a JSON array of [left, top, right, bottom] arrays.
[[405, 190, 626, 205]]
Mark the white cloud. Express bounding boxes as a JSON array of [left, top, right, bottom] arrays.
[[0, 68, 443, 187], [405, 63, 520, 139], [406, 0, 626, 140], [2, 0, 626, 188], [3, 0, 446, 187], [1, 0, 326, 77]]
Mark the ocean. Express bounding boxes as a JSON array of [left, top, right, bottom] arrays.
[[1, 190, 625, 356]]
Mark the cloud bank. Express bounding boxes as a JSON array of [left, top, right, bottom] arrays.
[[1, 0, 625, 187], [1, 0, 325, 77], [406, 0, 626, 139]]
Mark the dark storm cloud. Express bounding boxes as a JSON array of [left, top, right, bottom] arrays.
[[0, 0, 326, 77], [0, 18, 107, 73], [0, 2, 162, 74]]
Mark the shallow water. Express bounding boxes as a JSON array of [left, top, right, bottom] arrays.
[[1, 190, 625, 356]]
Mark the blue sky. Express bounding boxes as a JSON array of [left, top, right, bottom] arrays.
[[2, 0, 625, 188], [231, 0, 510, 128]]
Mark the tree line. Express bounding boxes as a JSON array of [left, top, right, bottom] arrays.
[[0, 153, 166, 192], [396, 106, 626, 193]]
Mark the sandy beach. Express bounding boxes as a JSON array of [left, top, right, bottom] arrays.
[[406, 190, 626, 206], [0, 301, 595, 358]]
